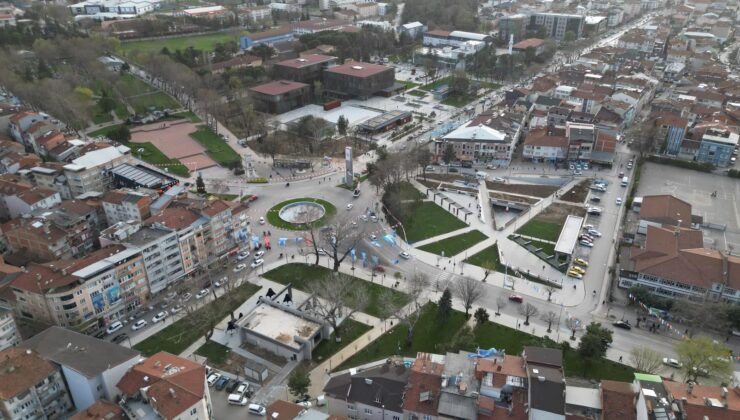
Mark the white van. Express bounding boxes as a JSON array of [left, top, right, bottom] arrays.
[[621, 176, 629, 187], [228, 394, 248, 406], [106, 321, 123, 335], [476, 171, 488, 180], [248, 404, 266, 416]]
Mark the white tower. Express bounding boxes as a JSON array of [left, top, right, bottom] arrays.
[[508, 34, 514, 55]]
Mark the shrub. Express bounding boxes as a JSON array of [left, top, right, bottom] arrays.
[[646, 155, 714, 172], [247, 177, 268, 183]]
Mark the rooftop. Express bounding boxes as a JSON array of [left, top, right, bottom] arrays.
[[240, 303, 321, 351], [512, 38, 545, 49], [325, 62, 392, 78], [249, 80, 310, 96], [639, 195, 692, 228], [601, 380, 637, 420], [69, 400, 124, 420], [443, 124, 507, 143], [324, 363, 410, 413], [274, 54, 337, 69], [0, 347, 57, 400], [66, 145, 129, 170], [555, 215, 584, 255]]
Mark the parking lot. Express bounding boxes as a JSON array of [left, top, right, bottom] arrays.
[[636, 162, 740, 253]]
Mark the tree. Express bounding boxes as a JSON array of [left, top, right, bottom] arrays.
[[437, 288, 452, 323], [288, 367, 311, 398], [415, 147, 432, 180], [630, 346, 664, 374], [442, 143, 455, 166], [495, 297, 507, 316], [565, 317, 581, 340], [671, 299, 730, 337], [519, 303, 538, 326], [306, 274, 368, 341], [107, 125, 131, 143], [251, 44, 275, 62], [541, 311, 557, 333], [196, 174, 206, 194], [449, 71, 470, 97], [474, 307, 489, 326], [578, 322, 613, 361], [337, 115, 348, 136], [563, 31, 576, 43], [676, 336, 733, 382], [383, 272, 430, 347], [627, 116, 659, 157], [322, 219, 365, 272], [545, 286, 556, 302], [454, 277, 485, 319]]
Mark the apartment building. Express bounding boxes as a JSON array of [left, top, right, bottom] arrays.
[[102, 189, 153, 225], [22, 326, 140, 412], [0, 174, 62, 220], [0, 347, 74, 420], [528, 13, 585, 41], [0, 308, 20, 351], [63, 145, 132, 198], [696, 127, 739, 167], [10, 245, 149, 333], [3, 217, 81, 262], [31, 164, 74, 200], [143, 206, 207, 275]]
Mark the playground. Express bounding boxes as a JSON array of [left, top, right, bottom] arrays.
[[130, 120, 218, 171]]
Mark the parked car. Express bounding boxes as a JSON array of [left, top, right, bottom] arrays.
[[237, 251, 250, 260], [574, 258, 589, 267], [579, 240, 594, 247], [612, 320, 632, 330], [207, 373, 221, 386], [215, 376, 229, 391], [508, 295, 524, 303], [226, 379, 240, 393], [250, 259, 264, 269], [112, 333, 129, 344], [259, 216, 266, 225], [663, 358, 682, 368], [399, 251, 411, 259], [131, 319, 147, 331], [106, 321, 123, 335], [570, 266, 586, 275], [234, 264, 246, 272], [248, 404, 266, 416], [587, 229, 602, 237], [180, 292, 192, 302], [228, 394, 249, 406], [590, 196, 601, 203], [152, 311, 167, 323], [171, 304, 183, 314], [196, 289, 209, 299], [253, 251, 265, 259]]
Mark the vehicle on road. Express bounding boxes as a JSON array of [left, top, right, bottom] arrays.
[[493, 177, 505, 182], [574, 258, 589, 267], [234, 264, 246, 272], [152, 311, 167, 323], [346, 203, 353, 210], [106, 321, 123, 335], [370, 234, 377, 241], [259, 216, 265, 225], [171, 304, 183, 314], [248, 404, 266, 416], [590, 196, 601, 203], [579, 240, 594, 247], [228, 394, 249, 406], [131, 319, 147, 331], [196, 289, 209, 299], [508, 295, 524, 303], [399, 251, 411, 259], [584, 224, 594, 230], [112, 333, 128, 344], [587, 229, 602, 237], [207, 373, 221, 386], [663, 358, 682, 368], [215, 376, 229, 391], [250, 259, 264, 268], [237, 251, 250, 260], [612, 320, 631, 330], [254, 251, 265, 259], [181, 292, 192, 302], [616, 197, 623, 206]]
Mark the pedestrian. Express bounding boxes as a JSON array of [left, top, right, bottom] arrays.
[[619, 356, 623, 362]]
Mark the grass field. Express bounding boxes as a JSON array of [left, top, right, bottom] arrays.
[[263, 263, 408, 318], [195, 340, 230, 365], [516, 219, 562, 242], [171, 111, 201, 122], [420, 76, 453, 91], [129, 142, 190, 177], [528, 239, 556, 256], [118, 73, 155, 96], [312, 318, 372, 362], [190, 125, 241, 166], [464, 243, 501, 270], [406, 90, 427, 97], [337, 303, 467, 370], [441, 94, 478, 108], [401, 202, 467, 243], [134, 283, 261, 356], [119, 31, 246, 55], [265, 198, 336, 230], [398, 80, 420, 89], [418, 230, 487, 256], [398, 181, 425, 200], [128, 91, 180, 114]]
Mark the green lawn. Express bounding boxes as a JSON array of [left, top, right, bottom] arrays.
[[91, 107, 113, 124], [190, 125, 241, 166], [402, 202, 467, 243], [312, 318, 372, 362], [420, 76, 452, 91], [265, 198, 337, 230], [89, 124, 123, 138], [529, 239, 556, 256], [118, 73, 155, 96], [398, 80, 420, 89], [406, 90, 427, 97], [134, 283, 261, 356], [464, 243, 501, 270], [128, 92, 180, 114], [129, 142, 190, 177], [398, 181, 425, 200], [195, 340, 230, 365], [418, 230, 487, 256], [441, 94, 478, 108], [262, 263, 408, 318], [474, 321, 634, 381], [171, 111, 201, 122], [119, 31, 246, 55], [337, 303, 467, 370], [516, 219, 562, 242]]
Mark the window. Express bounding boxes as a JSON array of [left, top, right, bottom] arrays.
[[423, 416, 433, 420], [392, 416, 401, 420], [364, 408, 373, 414]]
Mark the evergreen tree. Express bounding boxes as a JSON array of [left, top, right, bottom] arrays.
[[437, 288, 452, 323]]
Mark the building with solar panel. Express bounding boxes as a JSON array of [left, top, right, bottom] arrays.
[[110, 163, 178, 192], [356, 110, 413, 134]]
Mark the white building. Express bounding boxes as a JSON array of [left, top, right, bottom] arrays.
[[0, 186, 62, 220], [22, 326, 141, 413], [67, 0, 159, 19], [319, 0, 372, 10], [63, 145, 132, 198], [102, 189, 152, 225], [0, 308, 20, 351]]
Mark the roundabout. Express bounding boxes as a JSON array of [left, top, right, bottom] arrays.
[[267, 198, 337, 230]]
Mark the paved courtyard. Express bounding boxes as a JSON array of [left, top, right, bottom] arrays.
[[636, 162, 740, 254], [130, 120, 217, 171]]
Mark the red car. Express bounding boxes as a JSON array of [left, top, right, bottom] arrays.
[[508, 295, 524, 303], [248, 195, 258, 202], [375, 265, 385, 273]]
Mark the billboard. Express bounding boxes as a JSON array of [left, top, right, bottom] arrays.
[[345, 147, 353, 187]]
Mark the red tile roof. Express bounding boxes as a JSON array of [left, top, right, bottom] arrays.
[[663, 381, 740, 420], [425, 29, 451, 37], [524, 128, 569, 149], [249, 80, 309, 96], [601, 380, 636, 420], [512, 38, 545, 49], [69, 400, 124, 420], [275, 54, 337, 68], [266, 400, 305, 418], [0, 347, 57, 400], [639, 195, 692, 227], [145, 206, 201, 230], [402, 357, 444, 416], [325, 62, 392, 78]]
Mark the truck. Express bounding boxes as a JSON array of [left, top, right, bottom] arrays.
[[323, 100, 341, 111], [621, 176, 629, 187]]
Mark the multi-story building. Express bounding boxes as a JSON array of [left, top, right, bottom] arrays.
[[63, 145, 132, 198], [67, 0, 159, 18], [248, 81, 312, 114], [422, 30, 492, 48], [528, 13, 585, 41], [102, 189, 153, 225], [9, 245, 149, 333], [0, 347, 74, 420], [22, 326, 140, 412], [566, 122, 596, 160], [523, 127, 569, 162], [498, 13, 528, 42], [0, 308, 20, 351], [117, 351, 213, 420], [8, 111, 52, 143], [31, 164, 74, 200], [3, 216, 82, 262], [654, 113, 688, 156], [101, 223, 183, 295], [323, 361, 409, 419], [696, 127, 739, 167], [323, 62, 395, 100], [143, 207, 207, 275], [237, 5, 271, 24], [433, 110, 523, 165], [0, 174, 62, 220], [273, 54, 338, 85]]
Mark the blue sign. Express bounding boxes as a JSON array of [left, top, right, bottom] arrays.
[[91, 293, 105, 311], [106, 285, 121, 305]]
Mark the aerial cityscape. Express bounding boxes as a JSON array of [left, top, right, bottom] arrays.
[[0, 0, 740, 419]]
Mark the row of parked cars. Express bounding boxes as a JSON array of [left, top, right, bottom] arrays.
[[207, 372, 266, 415]]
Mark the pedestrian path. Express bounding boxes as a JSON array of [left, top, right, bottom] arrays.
[[411, 226, 475, 248]]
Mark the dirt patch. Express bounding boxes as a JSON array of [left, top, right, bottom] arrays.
[[535, 202, 587, 225], [560, 179, 591, 204], [489, 192, 539, 205], [486, 181, 558, 198]]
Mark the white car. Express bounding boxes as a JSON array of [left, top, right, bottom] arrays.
[[346, 203, 353, 210], [180, 293, 192, 302], [250, 259, 264, 268], [196, 289, 209, 299], [152, 311, 167, 323], [170, 304, 183, 314], [207, 373, 221, 387], [228, 394, 248, 406], [131, 319, 147, 331], [616, 197, 623, 206], [237, 251, 250, 260], [297, 401, 312, 408], [106, 321, 123, 335], [399, 251, 411, 259], [663, 358, 682, 368], [253, 251, 265, 259], [579, 240, 594, 248], [493, 177, 505, 182], [587, 229, 602, 237], [234, 264, 246, 272], [584, 224, 595, 230], [370, 234, 377, 241], [259, 217, 265, 225]]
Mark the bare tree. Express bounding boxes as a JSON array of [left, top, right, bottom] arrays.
[[629, 346, 664, 374], [383, 272, 430, 347], [545, 286, 556, 302], [541, 311, 558, 333], [495, 296, 507, 316], [519, 303, 539, 326], [454, 277, 486, 319], [565, 317, 581, 340], [306, 274, 368, 341], [321, 219, 365, 272]]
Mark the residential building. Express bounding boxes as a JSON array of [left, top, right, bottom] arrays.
[[30, 164, 74, 200], [69, 400, 124, 420], [273, 54, 339, 85], [346, 2, 378, 18], [523, 127, 569, 162], [662, 380, 740, 419], [0, 308, 20, 351], [102, 189, 153, 225], [600, 380, 637, 420], [292, 19, 351, 36], [0, 175, 61, 220], [498, 14, 528, 42], [64, 145, 132, 198], [412, 42, 482, 71], [117, 352, 212, 420], [8, 111, 51, 144], [566, 122, 596, 160], [143, 206, 207, 275], [67, 0, 159, 19], [528, 13, 585, 41], [636, 194, 693, 233], [237, 6, 271, 24], [10, 245, 149, 333], [399, 21, 426, 39], [100, 222, 183, 295], [323, 62, 394, 100], [523, 346, 566, 419], [240, 26, 294, 50], [265, 400, 308, 419], [402, 355, 445, 419], [323, 361, 410, 419], [22, 326, 140, 412], [654, 113, 688, 156], [584, 16, 608, 36], [436, 351, 481, 419], [249, 81, 312, 114], [432, 110, 523, 165], [423, 30, 492, 48], [511, 38, 547, 55], [0, 347, 74, 420], [696, 127, 739, 167]]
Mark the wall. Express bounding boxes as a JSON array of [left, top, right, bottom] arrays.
[[62, 365, 99, 411], [101, 356, 140, 402], [530, 408, 565, 420]]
